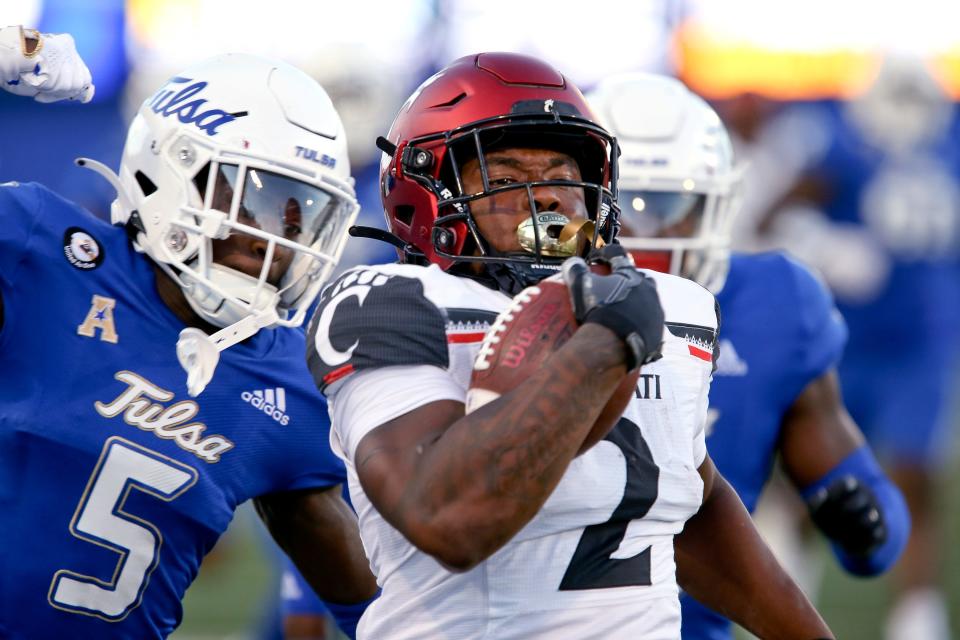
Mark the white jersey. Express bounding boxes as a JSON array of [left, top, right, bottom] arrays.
[[306, 263, 718, 640]]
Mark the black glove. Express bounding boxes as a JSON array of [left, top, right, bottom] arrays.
[[807, 475, 887, 557], [562, 245, 664, 370]]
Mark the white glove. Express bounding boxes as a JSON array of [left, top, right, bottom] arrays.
[[0, 25, 94, 103]]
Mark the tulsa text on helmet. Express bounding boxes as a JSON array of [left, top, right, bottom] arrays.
[[95, 371, 234, 462], [148, 76, 242, 137]]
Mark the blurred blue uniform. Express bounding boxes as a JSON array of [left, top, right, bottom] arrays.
[[0, 183, 347, 639], [681, 252, 847, 640], [280, 555, 332, 619], [806, 100, 960, 464]]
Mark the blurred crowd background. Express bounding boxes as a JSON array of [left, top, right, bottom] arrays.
[[3, 1, 960, 639]]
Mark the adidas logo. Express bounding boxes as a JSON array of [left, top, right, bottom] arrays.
[[241, 388, 290, 425], [714, 339, 748, 376]]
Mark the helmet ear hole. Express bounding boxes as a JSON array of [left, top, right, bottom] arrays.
[[192, 161, 213, 200], [394, 205, 415, 227], [135, 171, 157, 197]]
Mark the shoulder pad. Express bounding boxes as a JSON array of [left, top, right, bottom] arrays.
[[640, 269, 719, 369], [640, 269, 718, 330], [306, 266, 449, 392]]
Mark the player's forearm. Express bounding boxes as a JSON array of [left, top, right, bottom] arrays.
[[801, 445, 910, 576], [676, 467, 834, 640], [255, 488, 378, 603], [397, 324, 627, 569]]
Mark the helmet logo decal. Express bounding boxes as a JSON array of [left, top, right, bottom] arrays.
[[148, 77, 246, 137], [597, 200, 611, 228], [544, 99, 555, 112], [295, 145, 337, 168]]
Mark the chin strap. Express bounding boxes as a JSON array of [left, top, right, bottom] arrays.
[[176, 310, 278, 397]]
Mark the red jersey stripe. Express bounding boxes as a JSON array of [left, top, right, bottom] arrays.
[[447, 332, 486, 344], [688, 344, 713, 362], [323, 363, 355, 385]]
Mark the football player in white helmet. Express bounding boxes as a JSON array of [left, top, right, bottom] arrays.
[[82, 54, 360, 395], [0, 40, 377, 639], [588, 73, 908, 640], [588, 72, 742, 293], [95, 57, 359, 395]]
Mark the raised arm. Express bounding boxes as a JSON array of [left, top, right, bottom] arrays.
[[0, 25, 94, 102], [255, 487, 377, 605], [324, 255, 664, 571], [354, 322, 630, 571], [779, 370, 909, 575]]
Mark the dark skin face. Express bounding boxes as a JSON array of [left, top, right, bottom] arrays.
[[156, 171, 298, 331], [459, 147, 588, 254]]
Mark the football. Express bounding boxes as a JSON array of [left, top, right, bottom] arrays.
[[465, 265, 639, 455]]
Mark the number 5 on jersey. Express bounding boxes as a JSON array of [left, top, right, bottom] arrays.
[[48, 437, 197, 620]]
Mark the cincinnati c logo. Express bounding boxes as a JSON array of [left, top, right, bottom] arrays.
[[314, 270, 390, 366]]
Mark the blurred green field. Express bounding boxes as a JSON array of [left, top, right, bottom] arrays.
[[171, 505, 277, 640], [815, 466, 960, 640], [173, 471, 960, 640]]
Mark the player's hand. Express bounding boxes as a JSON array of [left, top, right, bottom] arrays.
[[562, 244, 664, 370], [807, 475, 887, 557], [0, 26, 94, 103]]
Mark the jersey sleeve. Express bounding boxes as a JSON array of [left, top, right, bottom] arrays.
[[691, 297, 720, 467], [328, 364, 465, 462], [649, 269, 719, 468], [281, 403, 349, 492], [0, 182, 43, 283], [785, 255, 848, 382], [306, 267, 450, 394]]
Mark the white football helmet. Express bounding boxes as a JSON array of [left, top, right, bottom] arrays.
[[80, 53, 359, 394], [588, 73, 742, 292]]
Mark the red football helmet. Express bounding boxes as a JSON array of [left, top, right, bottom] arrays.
[[379, 52, 620, 292]]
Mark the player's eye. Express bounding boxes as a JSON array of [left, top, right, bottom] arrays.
[[546, 168, 578, 182], [489, 176, 516, 187]]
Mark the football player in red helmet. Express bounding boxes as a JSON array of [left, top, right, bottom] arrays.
[[372, 52, 619, 292], [306, 53, 832, 639]]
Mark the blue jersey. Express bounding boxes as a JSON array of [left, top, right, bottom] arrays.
[[805, 100, 960, 348], [0, 183, 346, 639], [799, 101, 960, 462], [680, 252, 847, 640]]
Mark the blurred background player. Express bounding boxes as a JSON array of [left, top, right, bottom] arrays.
[[723, 54, 960, 640], [0, 29, 376, 639], [587, 71, 910, 640]]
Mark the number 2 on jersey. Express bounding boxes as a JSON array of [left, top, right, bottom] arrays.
[[48, 436, 197, 620], [559, 417, 659, 590]]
